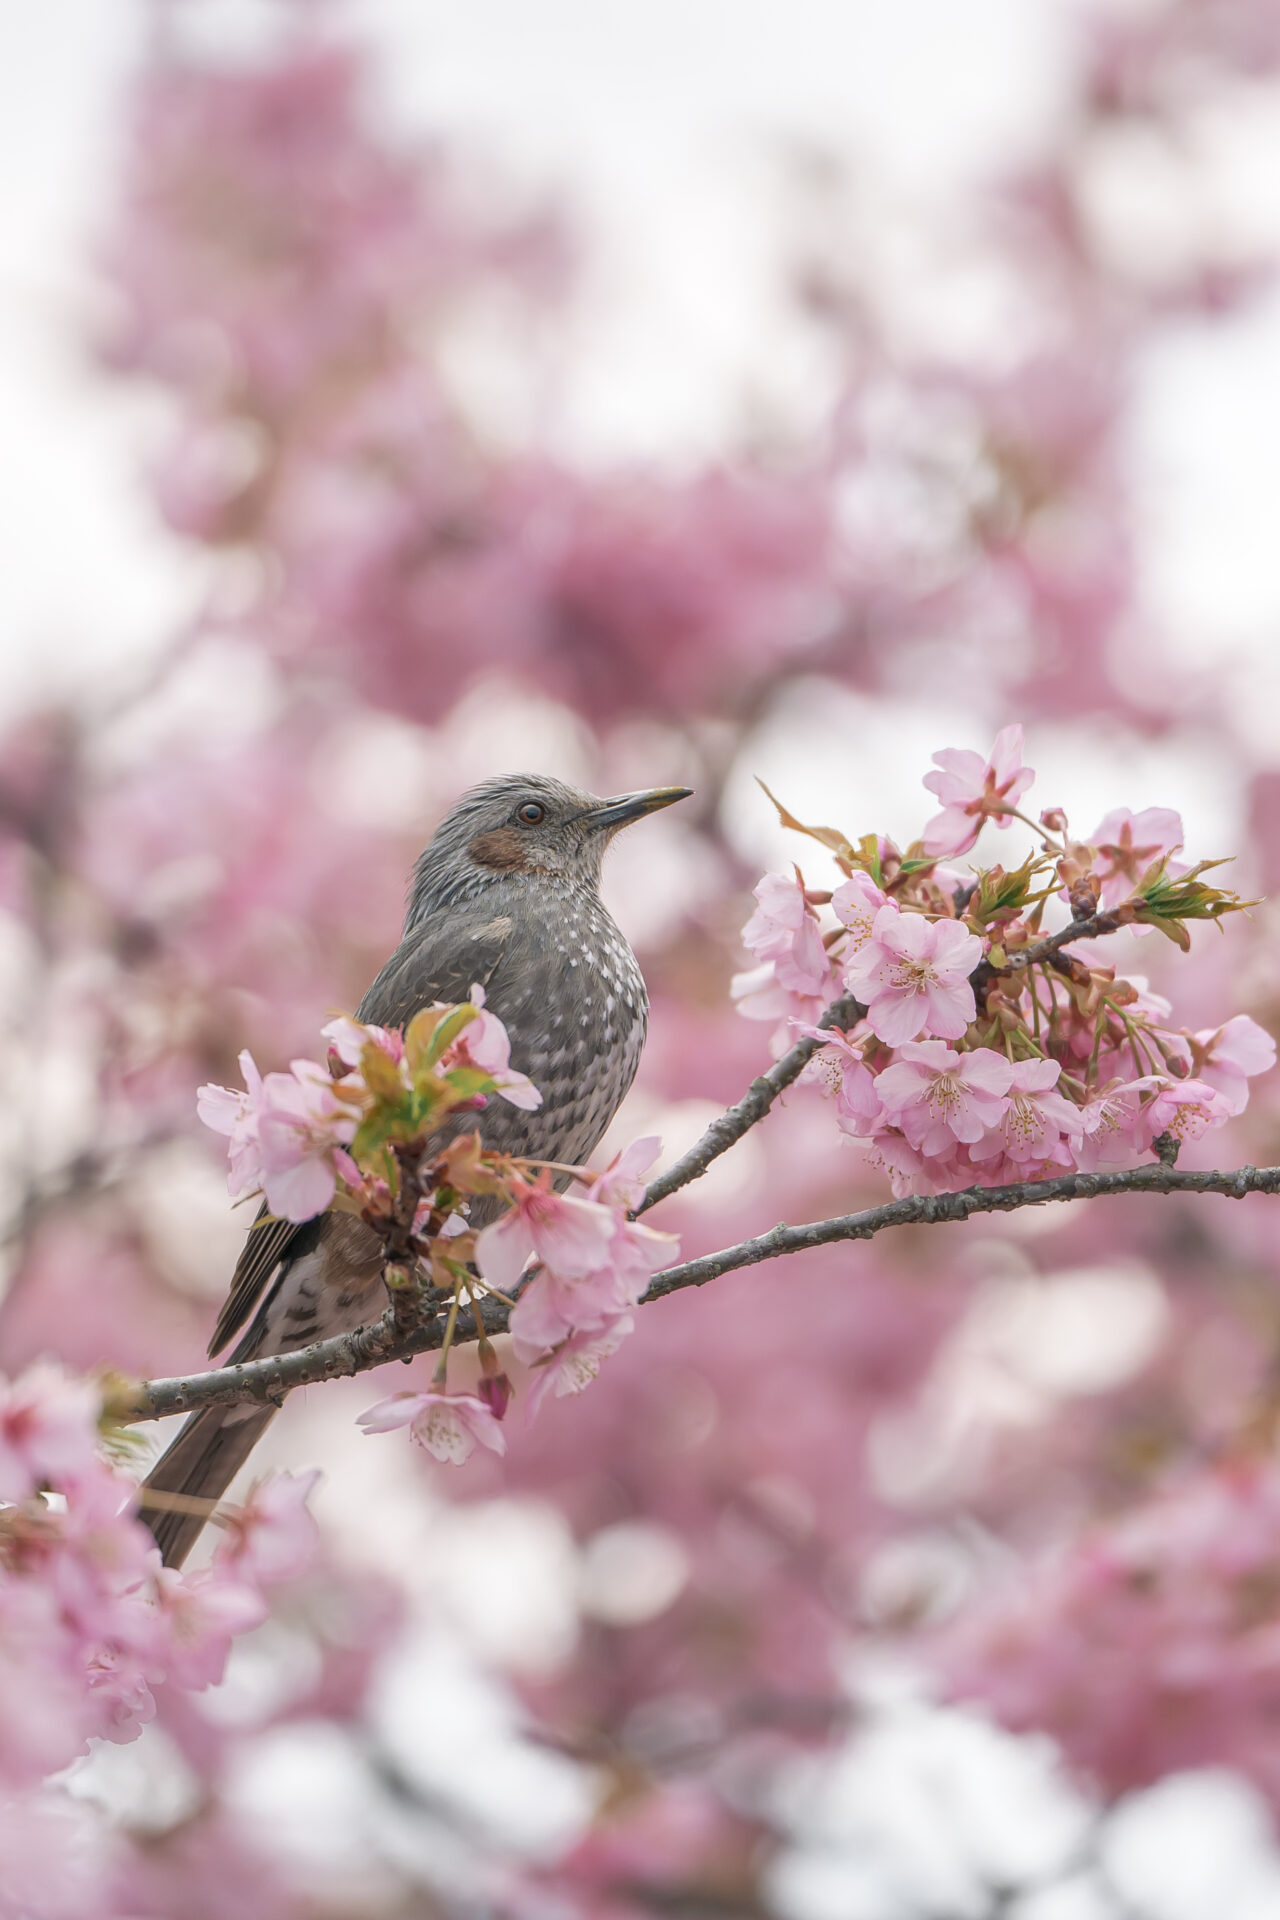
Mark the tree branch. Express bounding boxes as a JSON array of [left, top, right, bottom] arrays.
[[114, 1163, 1280, 1426], [636, 990, 866, 1214]]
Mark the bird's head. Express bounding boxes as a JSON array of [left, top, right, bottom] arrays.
[[407, 773, 692, 920]]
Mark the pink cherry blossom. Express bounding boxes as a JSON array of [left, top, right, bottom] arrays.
[[438, 986, 541, 1110], [968, 1057, 1086, 1168], [152, 1566, 268, 1690], [869, 1129, 936, 1198], [741, 873, 830, 993], [1193, 1014, 1276, 1116], [0, 1364, 103, 1502], [875, 1042, 1014, 1154], [357, 1387, 507, 1464], [213, 1469, 323, 1587], [524, 1316, 635, 1421], [195, 1049, 268, 1201], [1140, 1076, 1233, 1149], [845, 905, 982, 1045], [832, 870, 888, 974], [584, 1135, 662, 1211], [1077, 1078, 1150, 1171], [1088, 806, 1184, 909], [473, 1175, 619, 1292], [731, 872, 833, 1039], [507, 1212, 677, 1359], [320, 1014, 404, 1069], [255, 1059, 361, 1220], [802, 1026, 884, 1138], [198, 1053, 359, 1222], [729, 959, 824, 1035], [921, 724, 1034, 857]]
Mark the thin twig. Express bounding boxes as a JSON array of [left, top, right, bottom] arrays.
[[113, 1163, 1280, 1426], [975, 909, 1127, 990], [636, 991, 866, 1214]]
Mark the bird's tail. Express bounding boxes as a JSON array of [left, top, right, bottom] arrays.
[[137, 1403, 278, 1569]]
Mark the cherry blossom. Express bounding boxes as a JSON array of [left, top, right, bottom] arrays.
[[921, 724, 1034, 857], [968, 1057, 1086, 1170], [1076, 1079, 1150, 1171], [0, 1364, 103, 1502], [1089, 806, 1184, 909], [802, 1025, 885, 1138], [320, 1014, 403, 1069], [584, 1135, 662, 1210], [832, 870, 889, 970], [1140, 1076, 1233, 1149], [197, 1052, 359, 1221], [523, 1317, 635, 1421], [1193, 1014, 1277, 1116], [473, 1174, 619, 1292], [731, 871, 833, 1037], [357, 1387, 507, 1464], [874, 1042, 1014, 1155], [845, 905, 981, 1046], [438, 986, 542, 1110], [152, 1566, 268, 1691], [212, 1469, 323, 1587]]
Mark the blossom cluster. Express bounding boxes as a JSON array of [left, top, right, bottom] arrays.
[[198, 986, 539, 1223], [940, 1459, 1280, 1810], [199, 1003, 678, 1465], [0, 1363, 318, 1789], [734, 727, 1274, 1193]]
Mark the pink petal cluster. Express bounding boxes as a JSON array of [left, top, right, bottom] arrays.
[[739, 741, 1273, 1198], [0, 1363, 104, 1502], [730, 872, 834, 1040], [523, 1317, 636, 1421], [922, 724, 1034, 857], [941, 1461, 1280, 1807], [357, 1386, 506, 1464], [476, 1140, 678, 1376], [875, 1042, 1014, 1155], [197, 1050, 359, 1222], [832, 870, 889, 968], [844, 906, 981, 1046], [967, 1057, 1086, 1170], [0, 1369, 320, 1790], [201, 999, 541, 1225]]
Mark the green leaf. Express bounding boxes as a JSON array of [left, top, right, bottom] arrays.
[[1132, 856, 1255, 940]]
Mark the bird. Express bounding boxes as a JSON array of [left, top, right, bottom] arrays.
[[139, 772, 691, 1567]]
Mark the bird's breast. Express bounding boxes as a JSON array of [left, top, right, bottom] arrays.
[[479, 884, 648, 1169]]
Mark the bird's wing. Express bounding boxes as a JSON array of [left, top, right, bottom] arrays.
[[206, 910, 513, 1359], [207, 1206, 305, 1358]]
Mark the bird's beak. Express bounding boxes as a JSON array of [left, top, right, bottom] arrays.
[[580, 786, 693, 832]]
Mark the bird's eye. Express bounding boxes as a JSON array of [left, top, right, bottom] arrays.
[[516, 802, 545, 825]]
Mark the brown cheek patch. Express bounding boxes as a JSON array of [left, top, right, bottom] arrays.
[[469, 828, 532, 871]]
